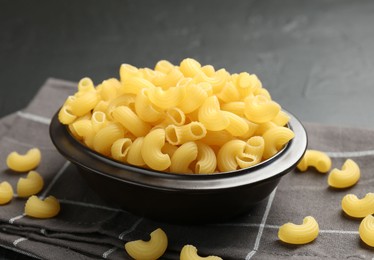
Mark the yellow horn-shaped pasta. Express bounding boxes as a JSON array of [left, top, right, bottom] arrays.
[[17, 171, 44, 198], [359, 215, 374, 247], [341, 193, 374, 218], [25, 196, 60, 219], [141, 129, 171, 171], [180, 245, 222, 260], [262, 126, 295, 159], [170, 142, 198, 173], [0, 181, 13, 205], [69, 90, 99, 117], [195, 142, 217, 174], [126, 137, 146, 166], [93, 123, 125, 156], [328, 159, 360, 188], [146, 84, 186, 110], [217, 140, 247, 172], [155, 60, 174, 74], [7, 148, 42, 172], [165, 122, 207, 145], [77, 77, 95, 92], [111, 138, 133, 162], [112, 106, 151, 137], [278, 216, 319, 244], [125, 228, 168, 260], [244, 95, 280, 124], [296, 150, 332, 173], [121, 77, 155, 95], [222, 111, 249, 137], [58, 105, 77, 125], [135, 88, 164, 123], [198, 96, 230, 131], [180, 58, 202, 78], [178, 83, 208, 114]]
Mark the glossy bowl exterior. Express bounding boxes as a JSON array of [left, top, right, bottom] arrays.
[[49, 110, 307, 223]]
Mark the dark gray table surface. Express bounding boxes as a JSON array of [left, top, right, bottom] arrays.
[[1, 0, 374, 259]]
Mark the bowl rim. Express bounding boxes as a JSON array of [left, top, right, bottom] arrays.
[[49, 109, 307, 191]]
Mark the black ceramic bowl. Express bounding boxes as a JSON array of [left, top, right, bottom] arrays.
[[49, 110, 307, 223]]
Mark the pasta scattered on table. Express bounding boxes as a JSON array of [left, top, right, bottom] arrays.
[[341, 193, 374, 218], [180, 244, 222, 260], [328, 159, 360, 188], [0, 181, 13, 205], [296, 149, 331, 173], [359, 215, 374, 247], [278, 216, 319, 245], [24, 195, 60, 219], [6, 148, 41, 172], [17, 170, 44, 198], [124, 228, 168, 260]]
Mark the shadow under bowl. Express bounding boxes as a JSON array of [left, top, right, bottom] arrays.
[[49, 110, 307, 223]]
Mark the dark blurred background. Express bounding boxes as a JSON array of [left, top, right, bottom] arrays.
[[2, 0, 374, 128], [1, 0, 374, 258]]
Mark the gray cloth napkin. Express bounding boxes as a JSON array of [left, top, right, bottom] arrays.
[[0, 78, 374, 259]]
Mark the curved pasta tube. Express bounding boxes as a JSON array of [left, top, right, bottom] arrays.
[[328, 159, 360, 188], [221, 101, 245, 117], [180, 58, 202, 78], [222, 111, 249, 137], [0, 181, 13, 205], [112, 106, 151, 137], [17, 171, 44, 198], [236, 136, 265, 168], [93, 123, 125, 156], [99, 78, 121, 101], [146, 84, 186, 110], [272, 110, 290, 126], [262, 126, 295, 159], [180, 245, 222, 260], [25, 196, 60, 219], [69, 90, 99, 117], [91, 111, 108, 132], [121, 76, 155, 95], [141, 129, 171, 171], [135, 88, 164, 123], [126, 137, 146, 166], [119, 64, 141, 83], [278, 216, 319, 245], [111, 138, 133, 162], [244, 95, 280, 124], [170, 142, 198, 174], [7, 148, 42, 172], [201, 65, 215, 77], [165, 122, 207, 145], [156, 107, 186, 128], [200, 130, 234, 147], [155, 60, 174, 74], [237, 73, 262, 98], [341, 193, 374, 218], [216, 82, 240, 103], [153, 67, 183, 89], [359, 215, 374, 247], [195, 142, 217, 174], [297, 150, 332, 173], [217, 140, 247, 172], [125, 228, 168, 260], [58, 105, 77, 125], [77, 77, 95, 92], [194, 69, 229, 93], [198, 96, 230, 131], [178, 83, 208, 114], [106, 94, 136, 120]]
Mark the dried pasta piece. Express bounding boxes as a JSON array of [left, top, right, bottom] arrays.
[[262, 126, 295, 159], [180, 245, 222, 260], [328, 159, 360, 188], [111, 138, 133, 162], [296, 150, 331, 173], [25, 196, 60, 219], [125, 228, 168, 260], [195, 142, 217, 174], [165, 122, 207, 145], [17, 171, 44, 198], [7, 148, 41, 172], [359, 214, 374, 247], [244, 95, 280, 124], [217, 140, 247, 172], [341, 193, 374, 218], [278, 216, 319, 245], [0, 181, 13, 205], [141, 129, 171, 171], [170, 142, 198, 173], [198, 96, 230, 131]]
